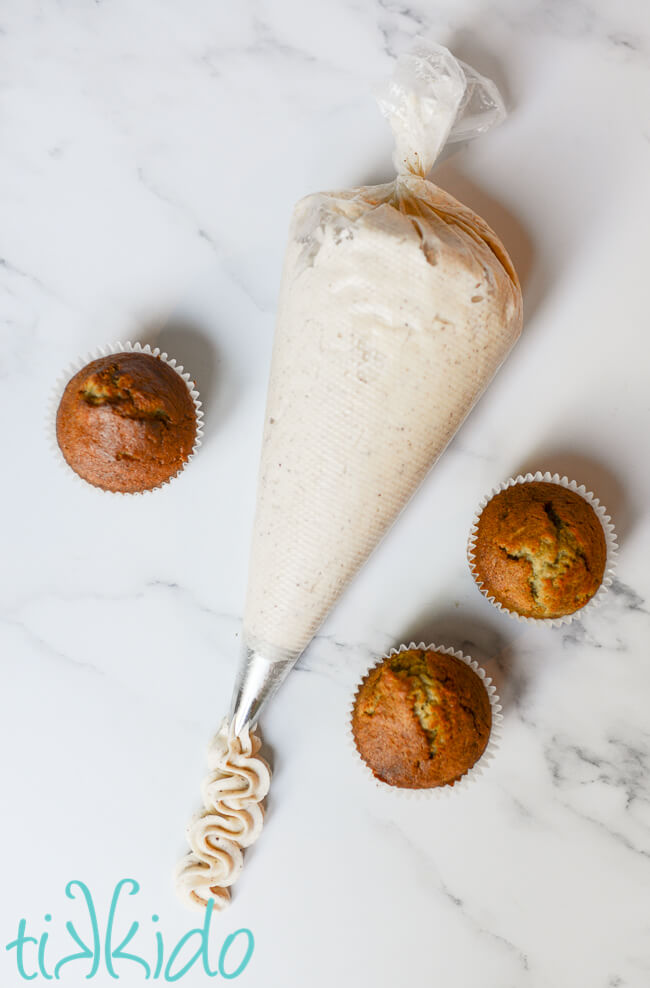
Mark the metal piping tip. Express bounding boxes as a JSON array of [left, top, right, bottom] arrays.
[[228, 641, 299, 736]]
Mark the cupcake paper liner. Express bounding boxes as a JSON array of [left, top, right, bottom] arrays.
[[467, 471, 618, 627], [347, 642, 502, 800], [49, 340, 204, 495]]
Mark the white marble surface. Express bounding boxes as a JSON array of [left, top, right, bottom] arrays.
[[2, 1, 650, 985]]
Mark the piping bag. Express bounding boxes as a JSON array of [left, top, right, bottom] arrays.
[[230, 42, 521, 734], [176, 41, 523, 910]]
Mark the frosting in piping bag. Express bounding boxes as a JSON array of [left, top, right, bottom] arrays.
[[241, 44, 521, 669]]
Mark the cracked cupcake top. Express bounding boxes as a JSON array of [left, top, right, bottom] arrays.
[[351, 648, 492, 789], [472, 481, 607, 619], [56, 352, 197, 492]]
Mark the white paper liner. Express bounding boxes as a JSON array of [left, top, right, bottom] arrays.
[[347, 642, 502, 799], [49, 340, 204, 495], [467, 471, 618, 627]]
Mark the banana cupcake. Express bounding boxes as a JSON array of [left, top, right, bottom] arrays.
[[55, 344, 201, 493], [468, 474, 615, 621], [351, 645, 497, 790]]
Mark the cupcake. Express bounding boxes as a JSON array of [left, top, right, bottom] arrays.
[[351, 645, 494, 789], [469, 476, 611, 620], [56, 346, 200, 493]]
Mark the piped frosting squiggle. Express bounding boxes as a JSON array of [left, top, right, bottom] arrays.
[[175, 720, 271, 911]]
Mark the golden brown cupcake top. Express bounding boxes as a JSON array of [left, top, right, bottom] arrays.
[[351, 648, 492, 789], [471, 481, 607, 619], [56, 352, 197, 493]]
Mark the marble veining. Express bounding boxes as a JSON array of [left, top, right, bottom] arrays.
[[1, 1, 649, 986]]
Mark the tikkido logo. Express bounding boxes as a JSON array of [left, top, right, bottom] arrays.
[[4, 880, 254, 982]]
